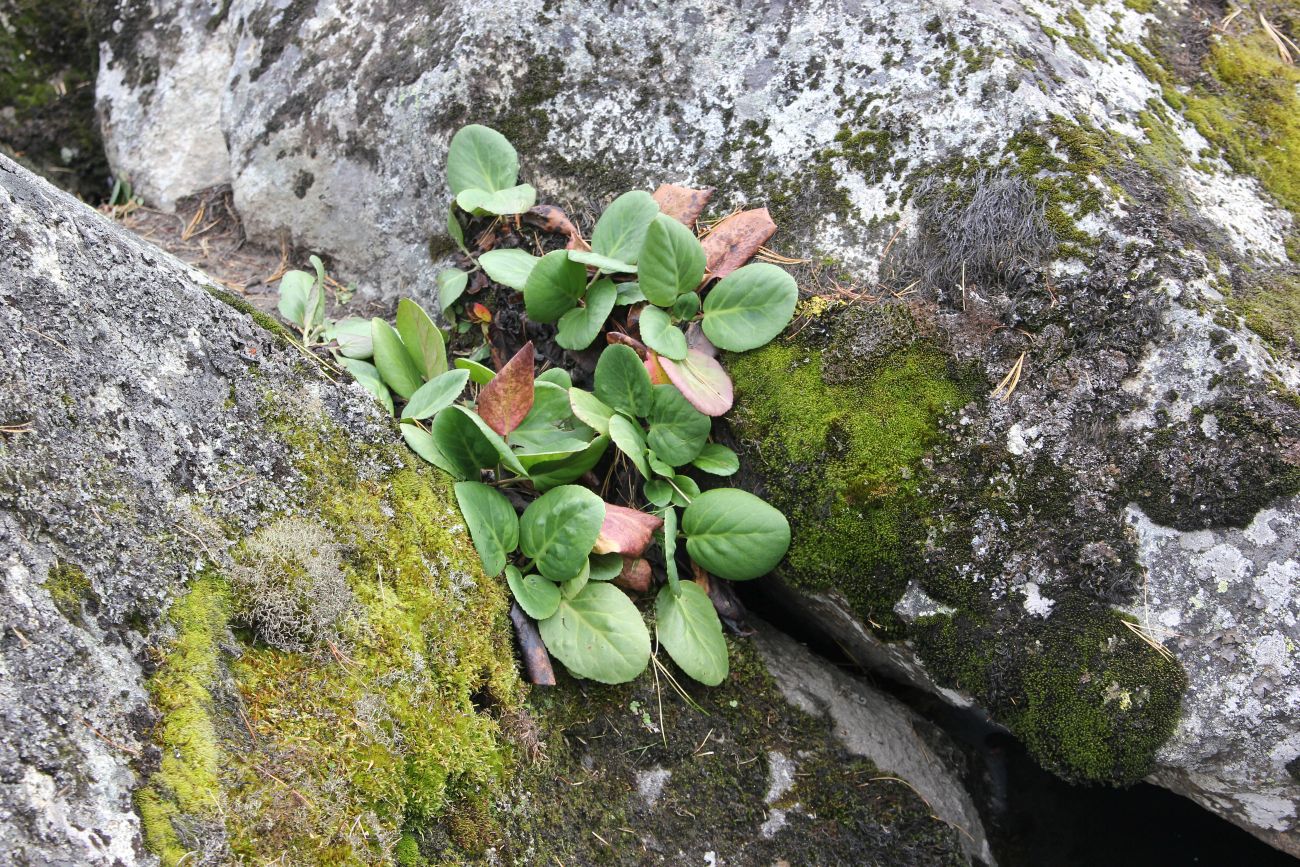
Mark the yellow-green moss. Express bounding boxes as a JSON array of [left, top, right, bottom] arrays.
[[42, 559, 95, 623], [1223, 276, 1300, 353], [728, 313, 972, 634], [915, 602, 1186, 785], [136, 572, 230, 865]]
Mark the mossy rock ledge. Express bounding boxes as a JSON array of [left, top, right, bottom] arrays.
[[0, 158, 991, 864]]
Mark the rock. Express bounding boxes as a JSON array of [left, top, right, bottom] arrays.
[[90, 0, 1300, 854]]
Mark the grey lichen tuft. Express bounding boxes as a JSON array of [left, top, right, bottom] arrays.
[[229, 517, 356, 652]]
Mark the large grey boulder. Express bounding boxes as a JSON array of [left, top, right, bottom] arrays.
[[91, 0, 1300, 855]]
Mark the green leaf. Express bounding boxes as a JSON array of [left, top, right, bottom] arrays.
[[371, 318, 424, 399], [691, 443, 739, 476], [593, 344, 652, 417], [454, 357, 495, 385], [515, 381, 573, 431], [700, 262, 798, 352], [396, 298, 447, 381], [537, 368, 572, 389], [659, 350, 733, 417], [648, 453, 675, 478], [670, 474, 700, 508], [520, 485, 606, 582], [646, 384, 710, 465], [638, 306, 687, 361], [538, 583, 651, 683], [454, 481, 519, 575], [526, 435, 610, 492], [447, 207, 468, 254], [446, 124, 519, 194], [456, 183, 537, 216], [507, 566, 561, 620], [639, 213, 706, 306], [657, 582, 728, 686], [644, 478, 673, 507], [671, 292, 701, 320], [608, 414, 650, 478], [306, 255, 327, 330], [568, 388, 614, 435], [450, 406, 528, 476], [682, 489, 791, 581], [568, 249, 637, 274], [277, 270, 314, 328], [556, 279, 617, 350], [591, 191, 660, 265], [437, 268, 469, 314], [328, 317, 373, 359], [479, 248, 540, 291], [614, 281, 647, 305], [523, 249, 586, 324], [661, 505, 679, 592], [428, 406, 497, 479], [402, 369, 470, 420], [589, 552, 624, 582], [340, 358, 393, 415], [400, 421, 451, 469], [561, 559, 590, 598]]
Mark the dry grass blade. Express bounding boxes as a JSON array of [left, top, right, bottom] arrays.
[[754, 246, 810, 265], [0, 423, 34, 434], [991, 352, 1026, 402], [1260, 13, 1296, 64], [1122, 619, 1178, 662], [1219, 7, 1243, 30], [650, 651, 705, 714]]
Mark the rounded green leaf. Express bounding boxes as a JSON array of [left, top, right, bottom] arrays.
[[450, 406, 528, 477], [691, 443, 739, 476], [561, 559, 590, 598], [644, 478, 673, 507], [371, 318, 423, 399], [556, 279, 617, 350], [456, 183, 536, 216], [277, 270, 313, 328], [539, 582, 651, 683], [428, 405, 497, 479], [446, 124, 519, 194], [437, 269, 469, 314], [447, 207, 468, 254], [657, 582, 728, 686], [520, 485, 606, 582], [671, 291, 701, 321], [479, 248, 540, 291], [670, 474, 700, 508], [537, 367, 572, 389], [591, 191, 660, 265], [523, 249, 586, 324], [402, 368, 470, 420], [526, 435, 610, 492], [593, 344, 652, 418], [454, 481, 519, 576], [328, 317, 373, 359], [682, 488, 791, 581], [569, 388, 614, 434], [400, 421, 450, 469], [700, 263, 798, 352], [639, 213, 706, 306], [589, 553, 624, 582], [515, 381, 573, 430], [648, 453, 675, 478], [340, 358, 393, 415], [646, 384, 710, 466], [638, 306, 687, 361], [568, 250, 637, 274], [507, 566, 561, 620], [615, 281, 647, 305], [454, 357, 495, 385], [608, 414, 650, 479], [396, 299, 447, 381]]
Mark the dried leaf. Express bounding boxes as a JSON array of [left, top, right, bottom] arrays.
[[700, 207, 777, 278], [592, 503, 664, 556], [644, 351, 671, 385], [651, 183, 715, 227], [659, 349, 734, 416], [614, 557, 653, 594], [477, 341, 535, 436], [524, 204, 591, 251]]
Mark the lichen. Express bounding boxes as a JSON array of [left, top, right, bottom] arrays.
[[728, 304, 974, 635], [42, 559, 96, 624]]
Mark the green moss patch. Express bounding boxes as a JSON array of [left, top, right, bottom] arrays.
[[728, 305, 973, 635], [42, 559, 96, 624]]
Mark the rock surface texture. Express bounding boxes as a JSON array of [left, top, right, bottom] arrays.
[[92, 0, 1300, 855], [0, 157, 979, 864]]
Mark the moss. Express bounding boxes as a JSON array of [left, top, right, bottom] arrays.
[[136, 572, 230, 865], [1223, 275, 1300, 353], [42, 559, 96, 623], [916, 601, 1185, 785], [205, 286, 299, 347], [728, 305, 973, 634]]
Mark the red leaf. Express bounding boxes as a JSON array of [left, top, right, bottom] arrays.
[[593, 503, 663, 556], [524, 205, 590, 251], [644, 351, 670, 385], [652, 183, 715, 227], [659, 349, 734, 416], [701, 207, 777, 278], [477, 341, 535, 436], [470, 303, 492, 323], [614, 557, 653, 593]]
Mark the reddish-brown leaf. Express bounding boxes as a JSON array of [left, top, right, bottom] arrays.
[[469, 302, 492, 323], [644, 351, 670, 385], [652, 183, 715, 227], [477, 341, 534, 436], [659, 349, 734, 416], [523, 205, 591, 251], [701, 207, 777, 278], [592, 504, 663, 556], [614, 557, 653, 593]]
